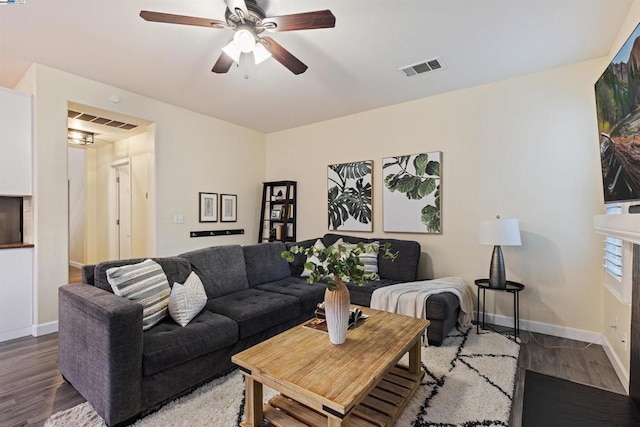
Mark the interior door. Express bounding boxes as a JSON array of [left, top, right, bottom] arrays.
[[115, 162, 132, 260]]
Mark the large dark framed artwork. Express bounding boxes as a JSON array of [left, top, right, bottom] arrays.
[[595, 23, 640, 203], [327, 160, 373, 232], [383, 152, 441, 233]]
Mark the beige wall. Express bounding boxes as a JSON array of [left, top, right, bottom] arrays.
[[15, 64, 265, 326], [67, 147, 85, 265], [266, 58, 607, 334]]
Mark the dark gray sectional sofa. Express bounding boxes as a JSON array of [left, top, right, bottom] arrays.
[[58, 234, 459, 426]]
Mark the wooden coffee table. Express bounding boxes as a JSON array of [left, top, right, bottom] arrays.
[[232, 306, 429, 426]]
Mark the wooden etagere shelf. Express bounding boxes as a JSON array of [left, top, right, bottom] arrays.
[[258, 181, 297, 243]]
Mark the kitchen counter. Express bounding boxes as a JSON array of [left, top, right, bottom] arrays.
[[0, 242, 34, 250]]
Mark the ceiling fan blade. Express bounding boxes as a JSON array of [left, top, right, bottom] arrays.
[[212, 51, 235, 74], [140, 11, 227, 29], [261, 37, 308, 75], [225, 0, 249, 19], [262, 10, 335, 32]]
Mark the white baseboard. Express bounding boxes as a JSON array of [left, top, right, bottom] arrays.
[[601, 334, 630, 393], [0, 327, 32, 343], [69, 260, 84, 269], [32, 321, 58, 337], [481, 313, 602, 343]]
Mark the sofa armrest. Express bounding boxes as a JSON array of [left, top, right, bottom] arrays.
[[58, 284, 143, 426]]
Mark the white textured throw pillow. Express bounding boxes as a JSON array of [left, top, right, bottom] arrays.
[[301, 239, 326, 277], [169, 272, 208, 327], [106, 259, 171, 330]]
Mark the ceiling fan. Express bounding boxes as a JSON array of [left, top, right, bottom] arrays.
[[140, 0, 336, 75]]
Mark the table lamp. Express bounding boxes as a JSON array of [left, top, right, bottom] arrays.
[[478, 216, 521, 288]]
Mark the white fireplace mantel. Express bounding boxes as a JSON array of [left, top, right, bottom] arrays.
[[594, 214, 640, 244]]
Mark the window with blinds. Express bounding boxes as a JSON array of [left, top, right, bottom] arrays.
[[604, 236, 623, 281], [602, 203, 630, 303]]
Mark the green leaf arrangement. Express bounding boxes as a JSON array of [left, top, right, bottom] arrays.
[[384, 154, 441, 233], [282, 242, 397, 291]]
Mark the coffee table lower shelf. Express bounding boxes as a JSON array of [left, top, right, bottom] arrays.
[[252, 364, 422, 427]]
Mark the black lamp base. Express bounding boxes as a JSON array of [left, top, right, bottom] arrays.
[[489, 245, 506, 288]]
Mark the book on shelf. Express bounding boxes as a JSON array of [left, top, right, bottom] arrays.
[[303, 303, 369, 333]]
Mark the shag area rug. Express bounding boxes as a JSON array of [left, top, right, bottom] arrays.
[[46, 326, 519, 427]]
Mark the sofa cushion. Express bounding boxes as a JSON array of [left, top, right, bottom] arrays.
[[106, 259, 171, 331], [94, 257, 192, 292], [206, 289, 300, 339], [168, 272, 208, 327], [285, 238, 318, 277], [180, 245, 249, 299], [243, 242, 291, 287], [323, 234, 420, 282], [255, 277, 327, 312], [142, 310, 238, 376]]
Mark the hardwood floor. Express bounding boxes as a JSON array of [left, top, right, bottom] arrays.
[[0, 326, 628, 427], [68, 266, 82, 284]]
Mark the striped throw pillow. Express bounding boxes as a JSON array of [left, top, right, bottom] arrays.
[[342, 241, 380, 279], [106, 259, 171, 330]]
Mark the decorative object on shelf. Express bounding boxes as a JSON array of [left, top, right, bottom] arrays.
[[282, 241, 397, 344], [220, 194, 237, 222], [327, 160, 373, 232], [383, 152, 441, 233], [478, 215, 521, 288], [199, 192, 218, 222], [270, 209, 281, 220]]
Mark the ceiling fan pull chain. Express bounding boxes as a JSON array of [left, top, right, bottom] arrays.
[[244, 53, 250, 79]]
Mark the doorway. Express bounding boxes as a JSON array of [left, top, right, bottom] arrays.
[[67, 102, 155, 272]]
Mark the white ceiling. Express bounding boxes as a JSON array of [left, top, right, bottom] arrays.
[[0, 0, 634, 133]]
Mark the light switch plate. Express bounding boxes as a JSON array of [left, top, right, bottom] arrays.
[[174, 214, 184, 224]]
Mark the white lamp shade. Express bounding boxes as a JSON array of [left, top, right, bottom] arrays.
[[221, 41, 241, 63], [253, 42, 272, 64], [478, 218, 521, 246], [234, 29, 256, 53]]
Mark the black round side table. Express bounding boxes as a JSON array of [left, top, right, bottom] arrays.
[[474, 279, 524, 341]]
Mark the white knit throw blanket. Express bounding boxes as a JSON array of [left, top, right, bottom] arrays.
[[370, 277, 474, 328]]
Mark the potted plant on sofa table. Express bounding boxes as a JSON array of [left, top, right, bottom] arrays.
[[282, 241, 396, 345]]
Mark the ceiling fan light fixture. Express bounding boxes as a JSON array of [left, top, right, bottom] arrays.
[[253, 42, 271, 64], [234, 28, 255, 53], [222, 40, 242, 62]]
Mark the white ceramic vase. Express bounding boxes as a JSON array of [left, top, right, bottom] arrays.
[[324, 278, 350, 345]]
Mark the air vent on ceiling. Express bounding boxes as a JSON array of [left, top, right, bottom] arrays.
[[400, 57, 444, 78], [67, 110, 138, 131]]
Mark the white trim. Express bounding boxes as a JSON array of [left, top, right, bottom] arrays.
[[0, 326, 32, 343], [601, 334, 630, 393], [68, 260, 84, 269], [483, 313, 602, 343], [32, 320, 58, 337], [594, 214, 640, 245]]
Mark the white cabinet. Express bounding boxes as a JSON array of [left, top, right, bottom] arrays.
[[0, 247, 32, 342], [0, 87, 32, 195]]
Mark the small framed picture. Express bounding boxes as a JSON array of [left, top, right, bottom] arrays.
[[220, 194, 237, 222], [270, 209, 282, 220], [199, 192, 218, 222]]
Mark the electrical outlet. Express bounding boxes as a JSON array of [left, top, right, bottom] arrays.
[[622, 333, 628, 350], [174, 214, 184, 224]]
